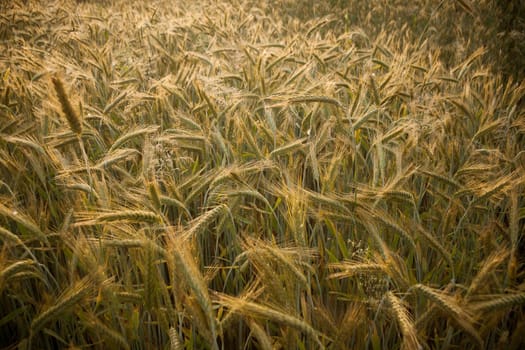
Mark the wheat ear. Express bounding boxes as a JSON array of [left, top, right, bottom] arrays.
[[51, 75, 93, 198], [386, 292, 421, 350]]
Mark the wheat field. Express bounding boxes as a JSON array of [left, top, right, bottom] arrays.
[[1, 0, 524, 349]]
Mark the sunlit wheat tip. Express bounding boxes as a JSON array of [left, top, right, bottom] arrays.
[[51, 76, 82, 135]]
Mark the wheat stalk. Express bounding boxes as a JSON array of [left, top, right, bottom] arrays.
[[31, 273, 107, 336], [412, 284, 483, 347]]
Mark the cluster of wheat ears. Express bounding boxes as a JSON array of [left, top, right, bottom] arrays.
[[1, 0, 524, 349]]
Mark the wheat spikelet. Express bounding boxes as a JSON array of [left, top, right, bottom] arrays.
[[247, 318, 273, 350], [304, 189, 351, 215], [415, 282, 456, 330], [159, 195, 191, 217], [509, 184, 520, 249], [471, 119, 502, 142], [184, 173, 216, 205], [86, 313, 130, 350], [49, 75, 92, 192], [447, 98, 474, 119], [95, 210, 163, 224], [115, 291, 143, 303], [369, 74, 381, 105], [94, 238, 166, 256], [473, 172, 515, 203], [374, 189, 415, 207], [184, 294, 216, 344], [169, 327, 184, 350], [147, 180, 162, 211], [412, 284, 483, 347], [414, 224, 454, 273], [169, 133, 207, 144], [418, 169, 462, 190], [288, 95, 342, 108], [369, 207, 416, 248], [51, 75, 82, 135], [455, 164, 499, 177], [245, 238, 310, 285], [349, 82, 363, 117], [466, 249, 509, 298], [278, 184, 308, 244], [269, 137, 307, 159], [182, 204, 228, 240], [386, 292, 421, 350], [308, 141, 321, 186], [64, 183, 99, 199], [350, 106, 379, 131], [2, 135, 47, 158], [472, 293, 525, 314], [94, 148, 140, 169], [237, 117, 264, 159], [412, 284, 467, 320], [0, 260, 38, 289], [222, 188, 273, 210], [31, 273, 105, 335], [3, 83, 10, 106], [379, 126, 406, 145], [0, 203, 46, 241], [0, 226, 35, 259], [103, 90, 128, 114], [108, 125, 159, 152], [210, 127, 233, 161], [242, 250, 290, 306], [217, 293, 324, 348], [95, 239, 145, 249], [168, 235, 218, 350], [328, 262, 386, 280]]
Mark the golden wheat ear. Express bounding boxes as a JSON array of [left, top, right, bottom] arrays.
[[51, 74, 94, 199], [51, 75, 82, 135], [386, 292, 421, 350]]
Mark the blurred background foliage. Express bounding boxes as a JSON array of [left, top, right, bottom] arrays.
[[265, 0, 525, 82]]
